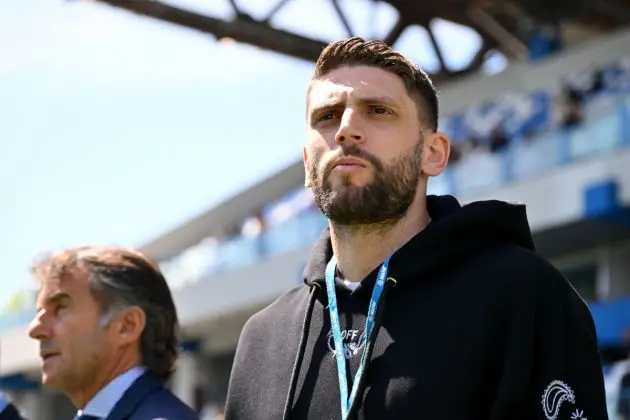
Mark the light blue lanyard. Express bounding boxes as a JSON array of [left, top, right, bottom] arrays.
[[325, 254, 391, 420]]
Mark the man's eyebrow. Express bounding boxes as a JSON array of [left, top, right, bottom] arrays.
[[36, 291, 71, 311], [355, 95, 399, 105], [310, 94, 400, 114], [309, 99, 345, 117]]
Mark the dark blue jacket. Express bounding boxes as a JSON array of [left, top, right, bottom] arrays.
[[0, 403, 23, 420], [107, 372, 199, 420], [0, 372, 199, 420]]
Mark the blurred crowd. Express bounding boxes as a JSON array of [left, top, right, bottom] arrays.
[[447, 57, 630, 165]]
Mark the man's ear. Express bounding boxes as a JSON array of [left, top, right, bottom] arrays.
[[108, 306, 145, 346], [422, 131, 450, 177]]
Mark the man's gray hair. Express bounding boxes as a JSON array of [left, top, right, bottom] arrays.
[[33, 246, 181, 382]]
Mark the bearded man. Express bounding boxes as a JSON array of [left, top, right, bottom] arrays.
[[224, 37, 608, 420]]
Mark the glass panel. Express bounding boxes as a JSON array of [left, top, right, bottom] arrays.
[[569, 112, 621, 160], [428, 172, 453, 196], [510, 133, 563, 180], [451, 152, 503, 195]]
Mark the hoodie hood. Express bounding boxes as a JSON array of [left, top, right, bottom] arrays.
[[303, 194, 535, 289]]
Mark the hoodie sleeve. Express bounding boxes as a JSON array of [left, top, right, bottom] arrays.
[[529, 263, 609, 420]]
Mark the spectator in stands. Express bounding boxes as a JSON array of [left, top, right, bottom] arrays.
[[241, 210, 266, 238], [225, 37, 608, 420], [27, 246, 199, 420], [560, 83, 584, 128], [489, 125, 509, 153], [465, 135, 484, 154], [589, 68, 605, 96], [525, 22, 563, 63], [448, 142, 462, 164]]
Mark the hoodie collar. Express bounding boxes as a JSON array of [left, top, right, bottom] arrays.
[[303, 195, 535, 292]]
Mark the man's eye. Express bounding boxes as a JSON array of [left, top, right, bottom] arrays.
[[371, 106, 391, 115], [318, 112, 337, 121]]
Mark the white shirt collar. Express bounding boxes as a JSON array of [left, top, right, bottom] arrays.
[[77, 366, 146, 419]]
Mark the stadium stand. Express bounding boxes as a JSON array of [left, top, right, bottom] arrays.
[[157, 56, 630, 292], [4, 1, 630, 417]]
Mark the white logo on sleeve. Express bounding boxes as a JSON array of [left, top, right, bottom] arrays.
[[541, 380, 587, 420]]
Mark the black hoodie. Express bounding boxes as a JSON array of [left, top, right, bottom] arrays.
[[225, 195, 608, 420]]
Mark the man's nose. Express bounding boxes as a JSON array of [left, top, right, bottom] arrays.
[[27, 313, 49, 340], [335, 109, 365, 145]]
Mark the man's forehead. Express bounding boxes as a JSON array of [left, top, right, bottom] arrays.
[[36, 271, 87, 298], [308, 68, 408, 108]]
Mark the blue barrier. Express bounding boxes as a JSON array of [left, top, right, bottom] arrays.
[[590, 297, 630, 348]]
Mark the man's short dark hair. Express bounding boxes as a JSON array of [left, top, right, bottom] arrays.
[[32, 246, 180, 382], [312, 36, 439, 132]]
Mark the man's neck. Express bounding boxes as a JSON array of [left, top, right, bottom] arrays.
[[330, 197, 430, 282], [68, 354, 140, 410]]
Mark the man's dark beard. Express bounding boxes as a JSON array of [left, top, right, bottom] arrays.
[[310, 141, 423, 226]]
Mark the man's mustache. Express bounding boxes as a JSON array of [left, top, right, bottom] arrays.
[[39, 341, 57, 353], [322, 145, 382, 179]]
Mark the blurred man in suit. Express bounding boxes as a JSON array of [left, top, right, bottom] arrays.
[[27, 246, 199, 420], [0, 394, 23, 420]]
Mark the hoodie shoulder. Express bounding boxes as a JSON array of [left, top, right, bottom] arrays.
[[501, 244, 565, 282], [232, 285, 314, 371], [227, 285, 315, 420], [479, 243, 583, 304], [508, 245, 591, 310], [239, 285, 313, 342]]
